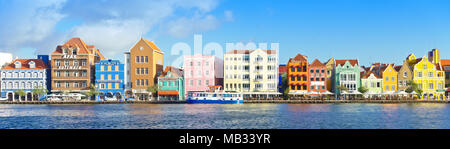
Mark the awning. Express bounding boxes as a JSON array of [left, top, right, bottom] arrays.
[[158, 91, 179, 95], [447, 88, 450, 91]]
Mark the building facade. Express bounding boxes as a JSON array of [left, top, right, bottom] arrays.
[[157, 66, 184, 101], [411, 56, 445, 100], [361, 71, 383, 96], [95, 59, 124, 101], [124, 38, 164, 100], [309, 59, 327, 93], [50, 38, 104, 99], [287, 53, 309, 94], [183, 54, 223, 97], [441, 59, 450, 98], [334, 59, 360, 98], [224, 49, 279, 97], [397, 60, 413, 91], [278, 64, 287, 93], [382, 64, 398, 93], [1, 58, 48, 101], [325, 58, 335, 92]]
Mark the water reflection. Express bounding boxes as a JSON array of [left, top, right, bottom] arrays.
[[0, 103, 448, 129]]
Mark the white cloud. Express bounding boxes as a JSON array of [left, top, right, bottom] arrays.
[[0, 0, 66, 49], [167, 14, 220, 38], [72, 19, 148, 56], [225, 10, 234, 22], [0, 0, 229, 59]]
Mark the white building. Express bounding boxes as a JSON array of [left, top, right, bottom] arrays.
[[1, 59, 48, 101], [224, 49, 280, 98]]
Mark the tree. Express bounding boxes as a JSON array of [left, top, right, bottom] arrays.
[[147, 85, 159, 97], [405, 82, 423, 98], [14, 89, 26, 101], [336, 85, 349, 92], [32, 86, 48, 101], [85, 84, 100, 100], [283, 88, 291, 100], [358, 86, 368, 94]]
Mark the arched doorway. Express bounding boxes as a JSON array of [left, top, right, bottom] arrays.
[[106, 92, 114, 99], [115, 92, 122, 101], [7, 92, 13, 101], [429, 94, 434, 100], [26, 92, 32, 101], [423, 94, 427, 100]]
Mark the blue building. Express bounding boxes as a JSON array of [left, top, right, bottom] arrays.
[[1, 57, 49, 101], [95, 59, 124, 101]]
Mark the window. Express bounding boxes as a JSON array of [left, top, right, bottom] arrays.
[[108, 66, 112, 71], [136, 80, 140, 86], [197, 80, 202, 86], [145, 56, 148, 63], [115, 74, 119, 80], [81, 60, 86, 66], [136, 68, 140, 74], [206, 80, 210, 86], [65, 71, 70, 77], [429, 83, 433, 89], [189, 80, 193, 86], [100, 65, 104, 71], [136, 56, 140, 63], [115, 66, 119, 71], [74, 82, 79, 88], [391, 77, 395, 81], [403, 72, 407, 77], [418, 72, 422, 77], [74, 60, 78, 66], [65, 82, 70, 88], [291, 67, 295, 72], [64, 60, 69, 66], [108, 75, 111, 80], [385, 77, 389, 81], [428, 72, 433, 77]]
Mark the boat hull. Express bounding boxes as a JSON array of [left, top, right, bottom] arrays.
[[186, 99, 243, 104]]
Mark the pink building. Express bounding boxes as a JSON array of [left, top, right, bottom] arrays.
[[183, 54, 223, 96]]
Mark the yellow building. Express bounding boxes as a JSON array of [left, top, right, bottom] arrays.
[[410, 56, 446, 100], [381, 64, 398, 92]]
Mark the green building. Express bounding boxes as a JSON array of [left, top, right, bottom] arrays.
[[334, 59, 361, 99], [157, 66, 184, 101], [361, 71, 382, 97]]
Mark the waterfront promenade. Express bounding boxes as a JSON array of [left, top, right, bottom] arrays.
[[0, 99, 449, 104]]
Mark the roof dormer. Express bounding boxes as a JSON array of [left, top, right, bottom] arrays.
[[28, 61, 35, 69], [14, 61, 21, 68]]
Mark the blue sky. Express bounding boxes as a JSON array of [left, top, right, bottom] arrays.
[[1, 0, 449, 67]]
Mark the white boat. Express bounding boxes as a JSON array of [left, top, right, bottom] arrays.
[[186, 86, 243, 104]]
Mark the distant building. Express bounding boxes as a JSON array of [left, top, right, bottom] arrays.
[[441, 59, 450, 98], [184, 54, 223, 97], [287, 53, 309, 95], [278, 64, 287, 93], [124, 38, 164, 100], [50, 38, 105, 100], [371, 64, 398, 93], [309, 59, 327, 93], [95, 59, 124, 101], [325, 58, 335, 92], [157, 66, 184, 101], [397, 60, 413, 91], [361, 71, 382, 97], [1, 57, 49, 101], [334, 59, 360, 98], [224, 49, 279, 98]]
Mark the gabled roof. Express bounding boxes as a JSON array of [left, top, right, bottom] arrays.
[[309, 59, 325, 67], [394, 65, 402, 72], [144, 39, 162, 52], [325, 57, 334, 65], [288, 53, 308, 63], [225, 49, 277, 54], [361, 71, 381, 79], [160, 66, 183, 78], [335, 59, 358, 67], [52, 38, 96, 55], [2, 59, 47, 70]]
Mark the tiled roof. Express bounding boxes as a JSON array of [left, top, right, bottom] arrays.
[[362, 71, 381, 79], [160, 66, 183, 77], [309, 59, 325, 67], [225, 49, 277, 54], [288, 53, 308, 63], [144, 39, 162, 52], [441, 59, 450, 66], [51, 38, 105, 59], [394, 65, 402, 72], [3, 59, 47, 70], [335, 59, 358, 66]]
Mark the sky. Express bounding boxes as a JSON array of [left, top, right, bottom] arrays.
[[0, 0, 449, 67]]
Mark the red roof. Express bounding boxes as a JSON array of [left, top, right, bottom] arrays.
[[309, 59, 325, 68], [2, 59, 47, 70], [288, 53, 308, 63], [52, 38, 104, 60], [278, 65, 287, 75], [441, 59, 450, 66], [160, 66, 183, 77], [335, 59, 358, 67], [158, 91, 179, 95]]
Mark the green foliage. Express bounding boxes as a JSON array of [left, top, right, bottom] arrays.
[[32, 86, 48, 98], [85, 84, 100, 99], [14, 89, 26, 98], [336, 84, 348, 92], [147, 85, 159, 97], [358, 86, 369, 94]]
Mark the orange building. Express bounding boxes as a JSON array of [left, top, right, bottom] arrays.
[[287, 54, 309, 94], [124, 38, 164, 100]]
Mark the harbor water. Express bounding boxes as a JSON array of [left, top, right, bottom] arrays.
[[0, 103, 449, 129]]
